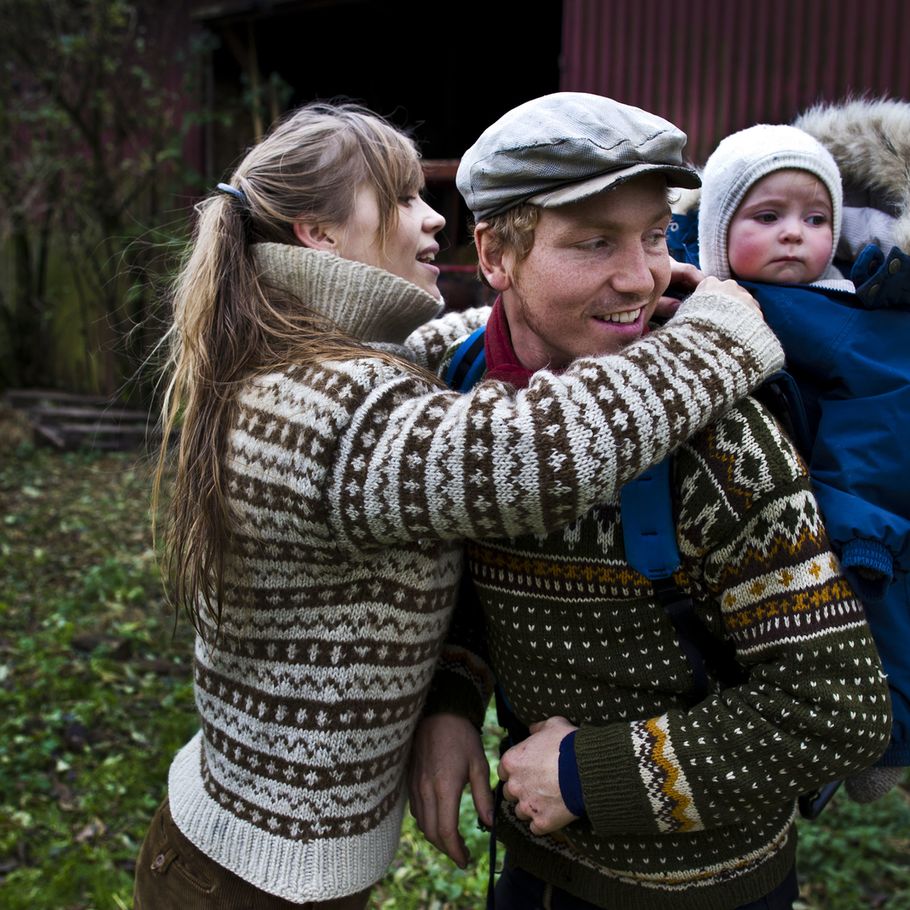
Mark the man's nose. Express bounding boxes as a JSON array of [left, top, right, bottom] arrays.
[[611, 245, 656, 296]]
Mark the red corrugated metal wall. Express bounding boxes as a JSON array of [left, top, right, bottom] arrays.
[[561, 0, 910, 164]]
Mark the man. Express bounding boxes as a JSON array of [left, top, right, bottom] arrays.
[[409, 93, 891, 909]]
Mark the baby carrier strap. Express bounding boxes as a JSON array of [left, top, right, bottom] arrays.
[[621, 458, 747, 703]]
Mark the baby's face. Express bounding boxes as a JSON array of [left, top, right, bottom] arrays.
[[727, 169, 833, 284]]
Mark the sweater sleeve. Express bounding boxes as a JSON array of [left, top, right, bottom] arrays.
[[421, 570, 496, 729], [574, 398, 892, 837], [403, 306, 492, 372], [326, 291, 784, 551]]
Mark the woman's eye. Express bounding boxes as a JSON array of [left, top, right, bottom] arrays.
[[398, 195, 417, 206]]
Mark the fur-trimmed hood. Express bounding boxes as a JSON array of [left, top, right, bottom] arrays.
[[674, 98, 910, 254], [794, 98, 910, 252]]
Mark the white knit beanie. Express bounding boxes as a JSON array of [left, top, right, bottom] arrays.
[[698, 124, 844, 280]]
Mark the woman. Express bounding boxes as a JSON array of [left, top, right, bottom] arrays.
[[134, 101, 782, 909]]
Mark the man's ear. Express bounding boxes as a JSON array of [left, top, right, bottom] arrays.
[[475, 223, 513, 292], [293, 221, 339, 251]]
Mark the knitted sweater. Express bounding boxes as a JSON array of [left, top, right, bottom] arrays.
[[166, 242, 785, 903], [428, 389, 892, 907]]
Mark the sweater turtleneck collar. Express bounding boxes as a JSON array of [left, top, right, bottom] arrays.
[[252, 243, 444, 345]]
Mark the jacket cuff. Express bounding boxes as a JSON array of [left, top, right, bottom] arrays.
[[841, 539, 893, 601]]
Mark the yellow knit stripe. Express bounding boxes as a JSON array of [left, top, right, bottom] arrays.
[[645, 716, 702, 833], [467, 540, 688, 591], [723, 577, 855, 631]]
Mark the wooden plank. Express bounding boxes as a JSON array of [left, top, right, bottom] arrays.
[[54, 423, 152, 436], [28, 405, 150, 422], [4, 389, 112, 409]]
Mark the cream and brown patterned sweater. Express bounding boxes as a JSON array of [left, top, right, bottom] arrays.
[[167, 242, 784, 902]]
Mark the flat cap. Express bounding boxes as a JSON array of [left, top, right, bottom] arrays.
[[457, 92, 700, 220]]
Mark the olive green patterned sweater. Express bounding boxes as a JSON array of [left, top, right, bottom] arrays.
[[428, 395, 891, 910], [166, 242, 786, 903]]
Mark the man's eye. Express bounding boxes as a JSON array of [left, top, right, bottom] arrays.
[[646, 228, 667, 245]]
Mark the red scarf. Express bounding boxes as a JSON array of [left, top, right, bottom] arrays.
[[484, 297, 536, 389]]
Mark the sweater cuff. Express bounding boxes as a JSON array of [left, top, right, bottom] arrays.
[[558, 731, 586, 818], [420, 667, 488, 730], [574, 723, 656, 836], [674, 291, 785, 376]]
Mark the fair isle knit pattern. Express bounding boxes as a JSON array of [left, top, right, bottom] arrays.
[[433, 396, 891, 910], [168, 243, 785, 903]]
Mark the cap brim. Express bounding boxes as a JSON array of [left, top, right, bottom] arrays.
[[527, 163, 701, 208]]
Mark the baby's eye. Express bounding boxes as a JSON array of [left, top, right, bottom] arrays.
[[755, 212, 778, 224], [806, 214, 829, 226]]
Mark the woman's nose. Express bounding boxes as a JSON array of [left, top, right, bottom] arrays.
[[420, 198, 446, 233]]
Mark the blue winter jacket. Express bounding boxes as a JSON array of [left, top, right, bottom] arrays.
[[739, 247, 910, 763], [739, 254, 910, 591]]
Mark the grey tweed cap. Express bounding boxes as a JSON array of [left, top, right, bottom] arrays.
[[457, 92, 700, 221]]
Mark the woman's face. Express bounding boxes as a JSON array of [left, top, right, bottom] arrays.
[[335, 185, 446, 298]]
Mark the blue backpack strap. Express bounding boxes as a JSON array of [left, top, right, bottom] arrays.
[[444, 325, 487, 392], [621, 458, 680, 580], [622, 458, 745, 703]]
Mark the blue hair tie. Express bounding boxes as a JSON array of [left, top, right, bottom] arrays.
[[216, 182, 248, 206]]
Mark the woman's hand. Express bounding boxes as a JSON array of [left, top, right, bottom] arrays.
[[408, 713, 494, 868]]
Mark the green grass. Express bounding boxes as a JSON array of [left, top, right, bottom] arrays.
[[1, 445, 908, 909]]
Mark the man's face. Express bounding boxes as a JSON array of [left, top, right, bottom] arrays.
[[497, 175, 672, 371]]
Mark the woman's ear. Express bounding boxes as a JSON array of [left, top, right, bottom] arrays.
[[293, 221, 339, 251], [475, 223, 513, 292]]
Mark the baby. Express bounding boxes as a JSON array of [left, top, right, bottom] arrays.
[[698, 123, 909, 803], [699, 123, 849, 288]]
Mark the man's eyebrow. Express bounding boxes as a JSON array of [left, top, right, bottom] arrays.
[[576, 205, 672, 231]]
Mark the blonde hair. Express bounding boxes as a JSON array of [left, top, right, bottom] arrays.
[[154, 102, 430, 639], [476, 203, 540, 286]]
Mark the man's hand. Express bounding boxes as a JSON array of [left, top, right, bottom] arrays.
[[655, 261, 705, 319], [408, 713, 494, 868], [695, 275, 762, 315], [498, 716, 579, 836]]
